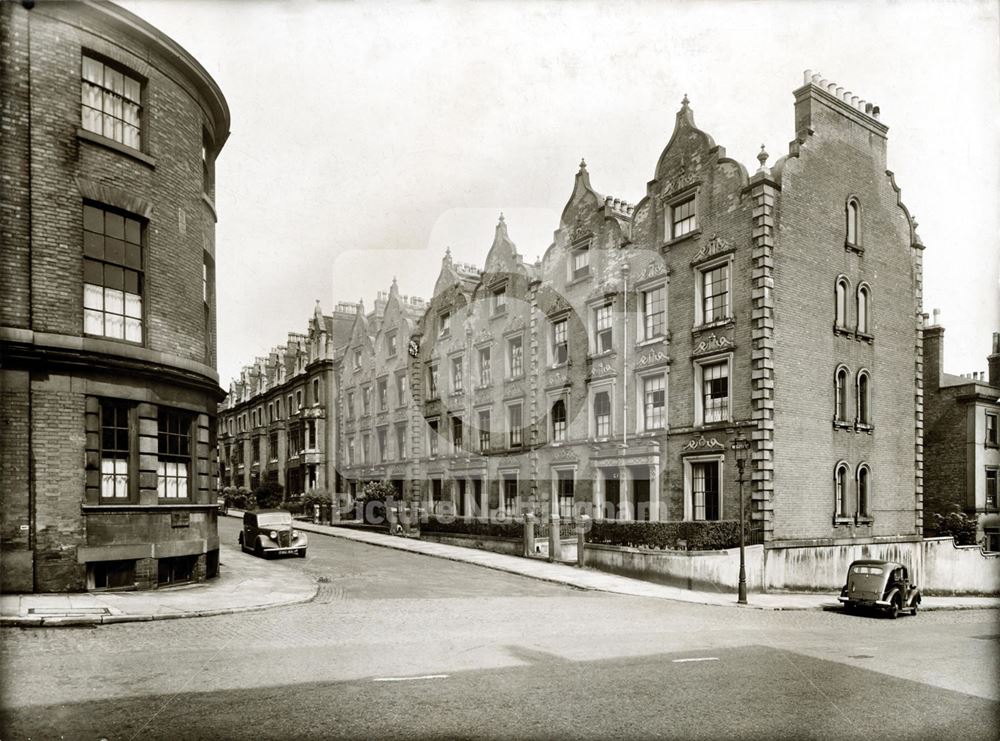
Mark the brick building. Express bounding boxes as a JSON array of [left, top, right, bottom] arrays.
[[217, 302, 354, 497], [1, 1, 229, 591], [338, 71, 925, 550], [923, 318, 1000, 549]]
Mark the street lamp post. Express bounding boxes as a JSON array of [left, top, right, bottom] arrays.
[[731, 430, 751, 605]]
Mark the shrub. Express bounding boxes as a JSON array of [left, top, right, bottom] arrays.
[[422, 515, 524, 540], [586, 520, 744, 551], [931, 508, 979, 546], [232, 492, 253, 510], [253, 482, 284, 510]]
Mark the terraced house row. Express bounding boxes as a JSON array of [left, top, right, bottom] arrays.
[[223, 71, 927, 553]]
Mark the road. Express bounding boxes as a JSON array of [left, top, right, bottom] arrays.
[[1, 518, 997, 740]]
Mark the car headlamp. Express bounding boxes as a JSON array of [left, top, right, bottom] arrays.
[[269, 530, 278, 540], [292, 530, 299, 538]]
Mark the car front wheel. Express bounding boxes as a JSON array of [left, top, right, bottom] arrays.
[[254, 542, 264, 559], [298, 549, 307, 558]]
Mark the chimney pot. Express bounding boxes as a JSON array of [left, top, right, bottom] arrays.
[[803, 69, 813, 84], [851, 95, 860, 107], [932, 308, 941, 325], [992, 332, 1000, 354], [843, 90, 852, 102], [835, 86, 844, 97], [812, 73, 822, 84], [872, 105, 880, 119]]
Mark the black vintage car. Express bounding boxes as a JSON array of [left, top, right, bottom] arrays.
[[238, 510, 308, 559], [839, 559, 920, 618]]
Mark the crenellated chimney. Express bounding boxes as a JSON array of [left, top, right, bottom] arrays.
[[794, 70, 888, 160], [989, 331, 1000, 387]]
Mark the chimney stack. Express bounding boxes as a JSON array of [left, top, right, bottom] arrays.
[[923, 308, 945, 393], [989, 331, 1000, 387]]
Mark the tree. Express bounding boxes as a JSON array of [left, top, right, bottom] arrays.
[[931, 507, 979, 546], [253, 482, 285, 510]]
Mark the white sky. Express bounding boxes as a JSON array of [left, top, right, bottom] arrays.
[[119, 0, 1000, 385]]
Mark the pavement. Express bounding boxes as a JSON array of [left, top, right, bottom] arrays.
[[3, 510, 997, 627]]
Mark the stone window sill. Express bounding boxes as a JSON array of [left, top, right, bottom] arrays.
[[833, 420, 853, 431], [833, 516, 853, 526], [664, 228, 702, 250], [844, 240, 864, 255], [77, 128, 156, 169]]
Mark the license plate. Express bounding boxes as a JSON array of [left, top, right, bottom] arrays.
[[275, 548, 297, 554]]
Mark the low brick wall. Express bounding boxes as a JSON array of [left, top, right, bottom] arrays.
[[921, 537, 1000, 595], [418, 532, 524, 557], [763, 539, 920, 593], [584, 542, 765, 593]]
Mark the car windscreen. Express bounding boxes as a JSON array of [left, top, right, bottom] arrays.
[[256, 513, 293, 526]]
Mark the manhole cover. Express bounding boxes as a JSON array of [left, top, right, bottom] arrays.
[[28, 607, 110, 615]]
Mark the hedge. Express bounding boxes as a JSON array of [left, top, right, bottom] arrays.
[[421, 515, 524, 540], [586, 520, 744, 551]]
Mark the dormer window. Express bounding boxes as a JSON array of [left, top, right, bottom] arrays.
[[386, 331, 397, 357], [571, 245, 590, 280], [438, 311, 451, 338], [353, 349, 362, 370]]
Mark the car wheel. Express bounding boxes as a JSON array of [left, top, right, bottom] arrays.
[[911, 599, 919, 616], [298, 549, 307, 558], [888, 594, 901, 619], [254, 542, 264, 559], [238, 533, 244, 551]]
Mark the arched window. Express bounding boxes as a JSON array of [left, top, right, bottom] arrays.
[[846, 198, 860, 245], [835, 277, 849, 329], [857, 284, 870, 334], [857, 370, 871, 426], [857, 464, 871, 518], [835, 463, 849, 519], [835, 366, 849, 423], [551, 399, 567, 442]]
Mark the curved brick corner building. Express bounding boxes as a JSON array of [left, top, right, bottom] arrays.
[[1, 1, 230, 592]]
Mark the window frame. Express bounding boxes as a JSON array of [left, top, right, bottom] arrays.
[[80, 51, 144, 151], [377, 377, 388, 411], [99, 399, 134, 503], [506, 401, 523, 448], [592, 389, 612, 440], [856, 283, 871, 336], [591, 300, 614, 355], [986, 468, 998, 511], [82, 202, 145, 345], [507, 335, 524, 379], [550, 316, 569, 366], [856, 369, 873, 429], [451, 356, 464, 394], [683, 454, 723, 522], [834, 365, 850, 426], [477, 408, 491, 453], [694, 255, 732, 328], [669, 194, 698, 241], [846, 197, 862, 250], [639, 370, 667, 432], [693, 354, 731, 426], [834, 461, 851, 523], [987, 412, 999, 449], [386, 331, 398, 357], [427, 419, 439, 457], [638, 282, 667, 342], [856, 463, 872, 521], [551, 398, 568, 443], [427, 364, 439, 399], [554, 466, 577, 519], [492, 286, 507, 315], [451, 416, 464, 453], [478, 346, 492, 387], [570, 243, 591, 281], [157, 408, 194, 502]]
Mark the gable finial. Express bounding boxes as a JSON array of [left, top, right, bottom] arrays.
[[498, 211, 505, 224], [757, 144, 769, 171], [579, 158, 587, 171], [681, 94, 690, 108]]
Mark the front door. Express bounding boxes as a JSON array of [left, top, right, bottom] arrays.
[[631, 467, 651, 521], [603, 470, 620, 520], [457, 479, 467, 517]]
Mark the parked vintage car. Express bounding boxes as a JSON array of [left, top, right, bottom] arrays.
[[238, 510, 308, 558], [839, 559, 920, 618]]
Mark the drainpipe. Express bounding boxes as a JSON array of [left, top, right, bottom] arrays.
[[621, 266, 629, 448]]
